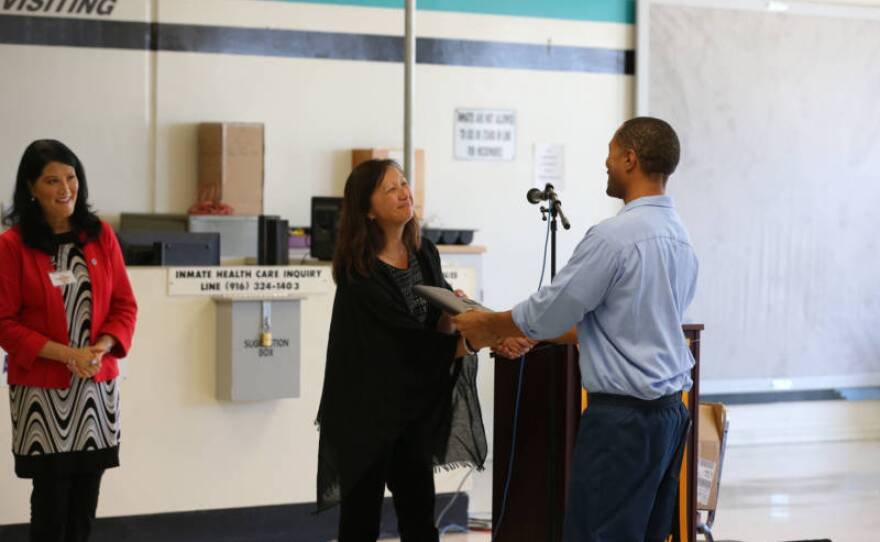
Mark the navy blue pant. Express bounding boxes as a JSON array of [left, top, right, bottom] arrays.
[[563, 394, 689, 542]]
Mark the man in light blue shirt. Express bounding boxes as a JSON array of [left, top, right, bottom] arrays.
[[455, 117, 697, 542]]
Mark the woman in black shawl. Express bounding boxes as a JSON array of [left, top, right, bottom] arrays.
[[316, 159, 488, 541]]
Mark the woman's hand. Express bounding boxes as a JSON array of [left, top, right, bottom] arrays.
[[492, 337, 537, 359], [66, 347, 101, 379], [437, 290, 469, 334], [89, 345, 109, 367], [92, 334, 116, 354]]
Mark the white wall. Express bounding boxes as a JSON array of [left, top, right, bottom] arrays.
[[149, 0, 631, 314], [0, 0, 633, 523], [0, 0, 631, 311], [0, 45, 153, 219]]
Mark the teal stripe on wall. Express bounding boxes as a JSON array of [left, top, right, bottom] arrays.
[[267, 0, 635, 24]]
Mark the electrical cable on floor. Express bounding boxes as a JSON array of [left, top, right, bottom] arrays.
[[435, 465, 474, 530]]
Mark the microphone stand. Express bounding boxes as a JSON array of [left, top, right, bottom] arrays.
[[537, 187, 570, 280], [530, 183, 573, 541], [494, 186, 574, 540]]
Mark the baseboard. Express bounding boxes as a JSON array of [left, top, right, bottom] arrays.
[[0, 492, 468, 542], [702, 386, 880, 405]]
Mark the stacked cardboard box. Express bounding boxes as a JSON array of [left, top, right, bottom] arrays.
[[697, 402, 727, 511], [198, 123, 264, 215]]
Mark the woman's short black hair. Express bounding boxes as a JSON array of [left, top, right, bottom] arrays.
[[3, 139, 102, 253]]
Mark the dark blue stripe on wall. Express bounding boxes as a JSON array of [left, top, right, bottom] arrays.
[[418, 37, 633, 74], [157, 22, 403, 62], [0, 15, 154, 50], [0, 15, 633, 75]]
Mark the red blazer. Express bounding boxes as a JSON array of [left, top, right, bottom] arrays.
[[0, 222, 137, 388]]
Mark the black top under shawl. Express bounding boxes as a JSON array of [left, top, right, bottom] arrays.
[[315, 239, 487, 511], [378, 253, 428, 324]]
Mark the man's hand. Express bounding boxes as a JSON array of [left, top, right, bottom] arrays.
[[492, 337, 537, 359], [437, 290, 469, 334], [452, 310, 498, 349]]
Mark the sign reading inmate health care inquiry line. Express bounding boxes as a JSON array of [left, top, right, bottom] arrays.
[[167, 266, 331, 297], [454, 108, 516, 161]]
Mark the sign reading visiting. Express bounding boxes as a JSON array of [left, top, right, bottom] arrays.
[[167, 266, 332, 297], [1, 0, 119, 16], [454, 108, 516, 161]]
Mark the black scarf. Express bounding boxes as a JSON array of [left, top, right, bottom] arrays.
[[316, 239, 487, 511]]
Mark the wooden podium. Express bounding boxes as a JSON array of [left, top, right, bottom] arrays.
[[492, 325, 704, 542], [492, 344, 581, 541]]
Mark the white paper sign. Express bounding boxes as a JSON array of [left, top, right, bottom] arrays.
[[454, 108, 516, 161], [534, 143, 565, 190], [442, 265, 478, 300], [697, 457, 717, 506], [167, 266, 332, 297]]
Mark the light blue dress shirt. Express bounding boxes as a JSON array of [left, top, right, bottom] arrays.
[[512, 195, 698, 399]]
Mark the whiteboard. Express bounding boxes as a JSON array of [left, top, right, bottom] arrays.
[[638, 0, 880, 393]]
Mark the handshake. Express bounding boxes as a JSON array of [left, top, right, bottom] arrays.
[[458, 310, 537, 359], [445, 289, 537, 359]]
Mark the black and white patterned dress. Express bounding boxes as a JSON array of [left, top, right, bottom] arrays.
[[8, 233, 120, 478]]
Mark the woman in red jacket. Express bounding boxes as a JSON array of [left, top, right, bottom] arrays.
[[0, 140, 137, 542]]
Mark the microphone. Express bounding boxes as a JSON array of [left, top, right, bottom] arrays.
[[526, 183, 557, 204], [526, 183, 571, 230]]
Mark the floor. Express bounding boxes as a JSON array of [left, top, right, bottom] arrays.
[[390, 439, 880, 542]]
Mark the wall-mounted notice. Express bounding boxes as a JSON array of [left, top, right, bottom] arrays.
[[454, 108, 516, 161], [1, 0, 125, 17], [167, 266, 332, 297], [442, 265, 477, 300], [534, 143, 565, 191]]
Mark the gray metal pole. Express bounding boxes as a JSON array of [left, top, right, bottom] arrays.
[[404, 0, 415, 185]]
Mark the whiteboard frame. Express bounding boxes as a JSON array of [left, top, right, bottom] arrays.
[[638, 0, 880, 393]]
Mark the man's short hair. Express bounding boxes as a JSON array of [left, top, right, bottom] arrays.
[[615, 117, 680, 179]]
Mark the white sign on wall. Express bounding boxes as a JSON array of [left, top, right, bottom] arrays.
[[167, 266, 332, 297], [534, 143, 565, 191], [442, 265, 478, 300], [454, 108, 516, 161]]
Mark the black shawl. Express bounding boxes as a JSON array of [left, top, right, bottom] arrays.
[[316, 239, 487, 511]]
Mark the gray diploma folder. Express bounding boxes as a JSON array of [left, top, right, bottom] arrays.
[[412, 285, 492, 315]]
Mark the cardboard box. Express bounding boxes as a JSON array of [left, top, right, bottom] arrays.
[[697, 402, 727, 511], [352, 148, 425, 217], [198, 123, 264, 215]]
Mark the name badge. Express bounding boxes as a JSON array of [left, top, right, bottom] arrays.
[[49, 271, 76, 287]]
